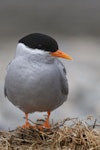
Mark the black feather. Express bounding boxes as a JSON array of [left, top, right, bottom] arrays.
[[18, 33, 59, 52]]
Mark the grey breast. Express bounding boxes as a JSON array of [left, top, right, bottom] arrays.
[[4, 54, 68, 113]]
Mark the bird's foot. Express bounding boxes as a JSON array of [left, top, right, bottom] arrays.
[[22, 111, 51, 129], [22, 122, 50, 129], [40, 111, 51, 129], [22, 121, 33, 128], [42, 120, 51, 128], [38, 111, 51, 129]]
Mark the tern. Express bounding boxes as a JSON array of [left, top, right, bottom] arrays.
[[4, 33, 72, 128]]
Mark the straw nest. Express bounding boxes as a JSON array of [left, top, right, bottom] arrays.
[[0, 117, 100, 150]]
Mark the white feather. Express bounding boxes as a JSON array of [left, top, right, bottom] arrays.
[[16, 43, 49, 57]]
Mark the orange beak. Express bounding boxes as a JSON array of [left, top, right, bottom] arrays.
[[51, 50, 72, 60]]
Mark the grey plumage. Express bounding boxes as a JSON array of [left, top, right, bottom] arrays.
[[4, 43, 68, 113]]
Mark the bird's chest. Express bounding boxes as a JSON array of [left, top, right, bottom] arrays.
[[7, 59, 59, 92]]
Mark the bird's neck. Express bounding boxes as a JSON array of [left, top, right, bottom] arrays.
[[16, 43, 54, 63]]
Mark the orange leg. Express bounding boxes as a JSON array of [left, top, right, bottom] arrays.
[[42, 111, 51, 128], [22, 112, 51, 129], [22, 113, 32, 128]]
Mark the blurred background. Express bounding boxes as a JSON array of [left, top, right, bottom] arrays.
[[0, 0, 100, 130]]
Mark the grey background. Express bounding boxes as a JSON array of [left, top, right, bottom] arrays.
[[0, 0, 100, 130]]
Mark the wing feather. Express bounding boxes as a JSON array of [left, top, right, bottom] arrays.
[[55, 59, 68, 95]]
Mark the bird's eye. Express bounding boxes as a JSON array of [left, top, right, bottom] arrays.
[[37, 44, 42, 49]]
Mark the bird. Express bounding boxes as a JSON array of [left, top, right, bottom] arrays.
[[4, 33, 72, 128]]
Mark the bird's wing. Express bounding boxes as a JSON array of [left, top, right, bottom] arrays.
[[4, 60, 13, 97], [55, 59, 68, 95], [4, 84, 7, 97]]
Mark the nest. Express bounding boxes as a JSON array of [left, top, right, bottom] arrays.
[[0, 117, 100, 150]]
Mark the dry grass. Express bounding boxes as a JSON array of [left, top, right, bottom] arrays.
[[0, 117, 100, 150]]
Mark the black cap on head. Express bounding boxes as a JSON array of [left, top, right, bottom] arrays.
[[18, 33, 59, 52]]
